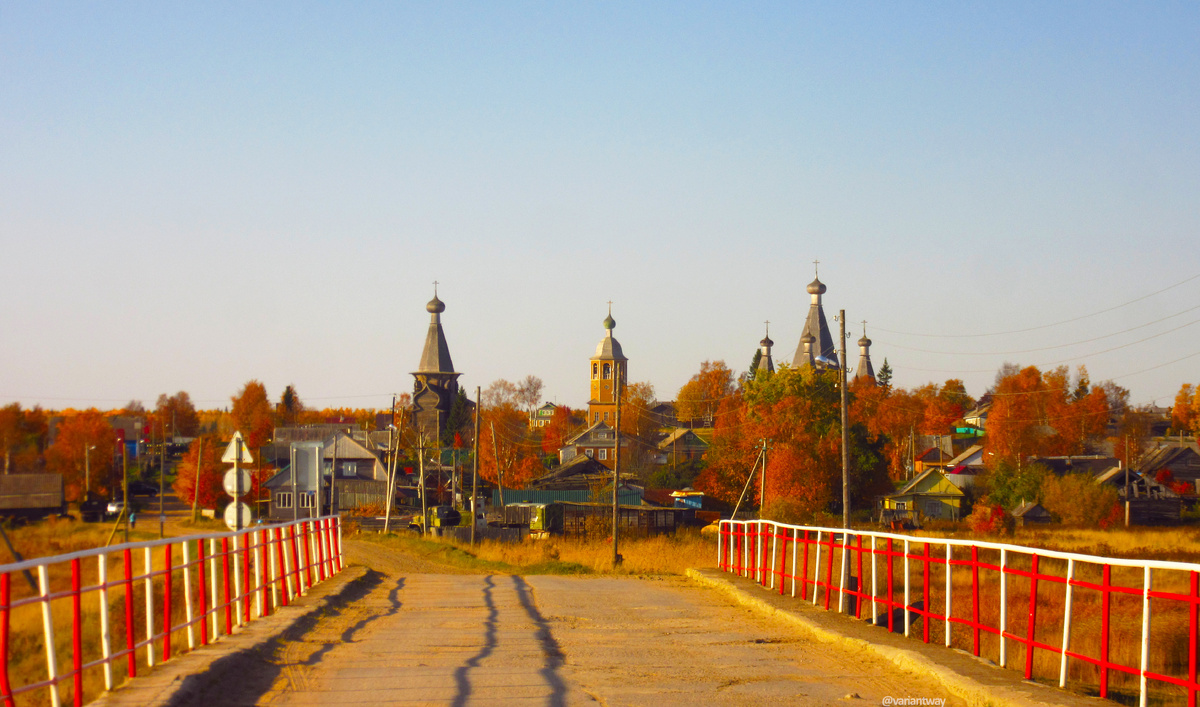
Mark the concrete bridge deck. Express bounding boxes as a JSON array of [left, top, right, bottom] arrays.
[[91, 539, 1095, 707]]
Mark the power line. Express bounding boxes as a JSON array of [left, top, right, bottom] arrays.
[[873, 270, 1200, 338]]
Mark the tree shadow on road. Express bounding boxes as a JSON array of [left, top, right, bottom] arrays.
[[451, 575, 498, 707], [166, 568, 403, 706]]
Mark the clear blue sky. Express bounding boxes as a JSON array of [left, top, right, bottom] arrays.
[[2, 2, 1199, 412]]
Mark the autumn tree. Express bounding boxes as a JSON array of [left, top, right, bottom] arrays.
[[985, 365, 1108, 465], [1042, 473, 1120, 527], [278, 385, 304, 426], [676, 360, 736, 427], [697, 365, 889, 519], [0, 403, 25, 474], [541, 406, 581, 455], [477, 379, 544, 490], [154, 391, 199, 438], [172, 434, 225, 509], [44, 410, 116, 501], [231, 380, 274, 449], [515, 375, 544, 415]]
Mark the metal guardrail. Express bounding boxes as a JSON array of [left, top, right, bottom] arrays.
[[0, 516, 343, 707], [718, 519, 1200, 707]]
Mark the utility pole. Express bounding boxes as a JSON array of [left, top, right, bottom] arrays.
[[193, 438, 203, 523], [384, 425, 397, 534], [757, 438, 770, 518], [612, 360, 622, 567], [122, 443, 129, 543], [491, 422, 504, 508], [1125, 435, 1131, 528], [418, 432, 428, 536], [84, 444, 94, 497], [839, 309, 850, 529], [472, 386, 480, 546], [159, 424, 165, 539]]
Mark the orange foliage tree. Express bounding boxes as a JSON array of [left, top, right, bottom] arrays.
[[0, 403, 47, 475], [45, 410, 118, 501], [153, 391, 199, 438], [697, 365, 889, 519], [231, 380, 275, 449], [477, 389, 543, 490], [172, 435, 225, 509], [676, 361, 736, 427], [541, 406, 581, 455], [986, 365, 1109, 465]]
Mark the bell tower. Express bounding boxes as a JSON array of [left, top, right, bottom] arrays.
[[411, 285, 461, 439], [587, 304, 627, 426]]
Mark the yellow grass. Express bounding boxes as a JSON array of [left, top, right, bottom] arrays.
[[445, 530, 717, 575]]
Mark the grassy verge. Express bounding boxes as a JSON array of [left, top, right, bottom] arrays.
[[358, 529, 717, 576]]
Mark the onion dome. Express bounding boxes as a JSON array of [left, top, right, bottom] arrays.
[[801, 332, 815, 345], [807, 277, 827, 296], [426, 295, 445, 314], [760, 334, 774, 347], [603, 312, 616, 331], [858, 335, 871, 347]]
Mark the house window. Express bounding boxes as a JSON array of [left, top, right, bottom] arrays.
[[925, 501, 941, 518], [592, 363, 599, 379], [603, 363, 611, 380], [895, 502, 906, 511], [593, 412, 599, 423], [585, 449, 594, 458], [298, 493, 315, 509], [604, 412, 609, 422], [341, 461, 357, 477], [276, 492, 293, 509], [599, 449, 607, 460]]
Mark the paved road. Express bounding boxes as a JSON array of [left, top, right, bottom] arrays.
[[172, 540, 963, 707]]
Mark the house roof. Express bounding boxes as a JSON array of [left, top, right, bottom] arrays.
[[0, 473, 62, 509], [565, 421, 617, 446], [892, 469, 965, 498], [1012, 501, 1051, 518], [945, 444, 984, 471], [657, 428, 710, 449]]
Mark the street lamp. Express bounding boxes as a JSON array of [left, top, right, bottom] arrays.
[[84, 445, 96, 497]]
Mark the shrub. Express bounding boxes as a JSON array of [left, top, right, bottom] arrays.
[[1041, 473, 1120, 527], [966, 498, 1013, 536]]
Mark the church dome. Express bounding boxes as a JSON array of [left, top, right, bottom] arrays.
[[806, 278, 827, 295], [426, 295, 445, 314], [760, 335, 774, 347], [603, 312, 616, 330], [858, 336, 871, 347]]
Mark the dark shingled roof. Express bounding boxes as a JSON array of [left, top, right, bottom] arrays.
[[416, 309, 456, 374]]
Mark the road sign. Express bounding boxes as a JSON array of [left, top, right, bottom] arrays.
[[223, 467, 253, 498], [221, 432, 254, 464], [224, 502, 252, 531]]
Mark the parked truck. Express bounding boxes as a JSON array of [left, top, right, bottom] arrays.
[[0, 474, 66, 522]]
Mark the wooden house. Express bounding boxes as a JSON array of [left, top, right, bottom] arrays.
[[881, 469, 965, 522]]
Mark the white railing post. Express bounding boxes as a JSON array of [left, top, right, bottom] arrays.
[[870, 535, 878, 625], [742, 523, 749, 578], [208, 538, 219, 639], [144, 546, 155, 666], [268, 529, 280, 608], [838, 532, 848, 614], [232, 534, 243, 628], [717, 521, 724, 569], [182, 541, 195, 650], [791, 528, 798, 598], [1140, 566, 1152, 707], [999, 548, 1008, 668], [255, 529, 265, 619], [98, 553, 113, 691], [903, 539, 911, 638], [812, 531, 822, 604], [945, 543, 952, 647], [38, 564, 61, 707], [770, 523, 778, 590], [1059, 558, 1075, 688]]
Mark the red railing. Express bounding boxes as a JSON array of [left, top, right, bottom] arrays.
[[0, 516, 343, 707], [718, 519, 1200, 707]]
